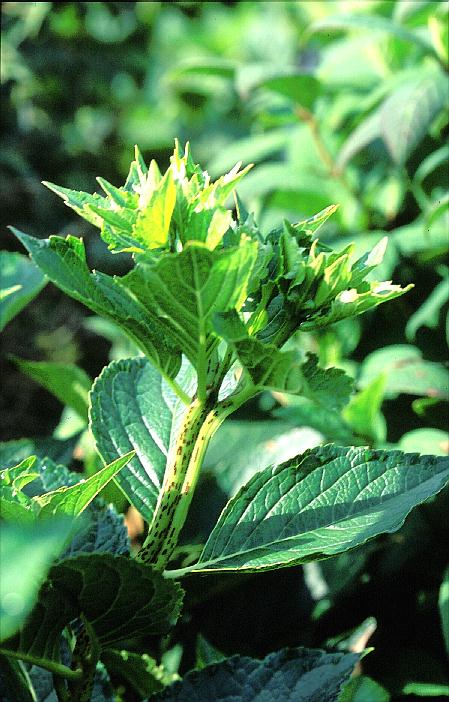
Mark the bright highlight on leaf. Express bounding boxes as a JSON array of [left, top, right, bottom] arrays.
[[168, 445, 449, 575]]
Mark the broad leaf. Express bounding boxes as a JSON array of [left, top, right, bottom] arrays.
[[34, 452, 134, 518], [358, 345, 449, 400], [12, 357, 92, 422], [0, 436, 79, 470], [90, 357, 195, 522], [380, 73, 448, 165], [1, 554, 183, 667], [123, 241, 257, 377], [0, 520, 74, 642], [12, 230, 181, 379], [152, 647, 359, 701], [0, 251, 46, 332], [176, 445, 449, 574]]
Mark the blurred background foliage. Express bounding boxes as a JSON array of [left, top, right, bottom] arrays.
[[1, 2, 449, 700]]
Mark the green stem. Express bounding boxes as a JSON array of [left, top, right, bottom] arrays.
[[68, 618, 100, 702], [0, 649, 82, 680], [137, 382, 256, 570]]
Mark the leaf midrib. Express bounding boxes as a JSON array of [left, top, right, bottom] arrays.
[[196, 459, 448, 570]]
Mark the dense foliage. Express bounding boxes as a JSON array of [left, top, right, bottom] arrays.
[[1, 2, 448, 702]]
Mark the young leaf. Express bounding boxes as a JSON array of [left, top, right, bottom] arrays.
[[12, 357, 92, 422], [34, 452, 134, 518], [299, 281, 412, 331], [12, 229, 182, 379], [174, 445, 449, 574], [151, 647, 359, 702], [0, 251, 47, 332], [123, 242, 257, 382], [100, 649, 174, 697], [90, 357, 195, 522], [1, 554, 183, 666], [0, 520, 75, 642]]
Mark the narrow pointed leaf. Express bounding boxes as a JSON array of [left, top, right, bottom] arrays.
[[133, 168, 176, 249], [152, 647, 359, 702], [12, 358, 92, 422], [1, 554, 183, 667], [179, 445, 449, 574], [123, 242, 257, 373], [35, 452, 134, 518], [90, 357, 195, 522]]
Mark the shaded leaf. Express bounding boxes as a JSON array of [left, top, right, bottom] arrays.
[[0, 252, 46, 332], [152, 647, 359, 702], [12, 358, 92, 422], [90, 357, 195, 522], [1, 554, 183, 667]]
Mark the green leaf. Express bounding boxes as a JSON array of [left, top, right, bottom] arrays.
[[214, 310, 305, 393], [0, 251, 46, 332], [309, 13, 434, 53], [379, 73, 449, 165], [124, 242, 257, 383], [302, 355, 354, 412], [176, 445, 449, 574], [101, 649, 174, 697], [401, 682, 449, 697], [359, 345, 449, 400], [12, 357, 92, 422], [343, 375, 387, 444], [151, 647, 359, 701], [1, 456, 39, 491], [339, 675, 390, 702], [398, 429, 449, 457], [0, 654, 37, 702], [405, 270, 449, 341], [34, 452, 134, 518], [1, 554, 183, 666], [90, 357, 194, 522], [439, 566, 449, 659], [214, 311, 353, 403], [262, 74, 319, 106], [12, 229, 181, 379], [299, 281, 412, 332], [0, 520, 74, 642], [132, 168, 176, 250], [0, 436, 79, 470]]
